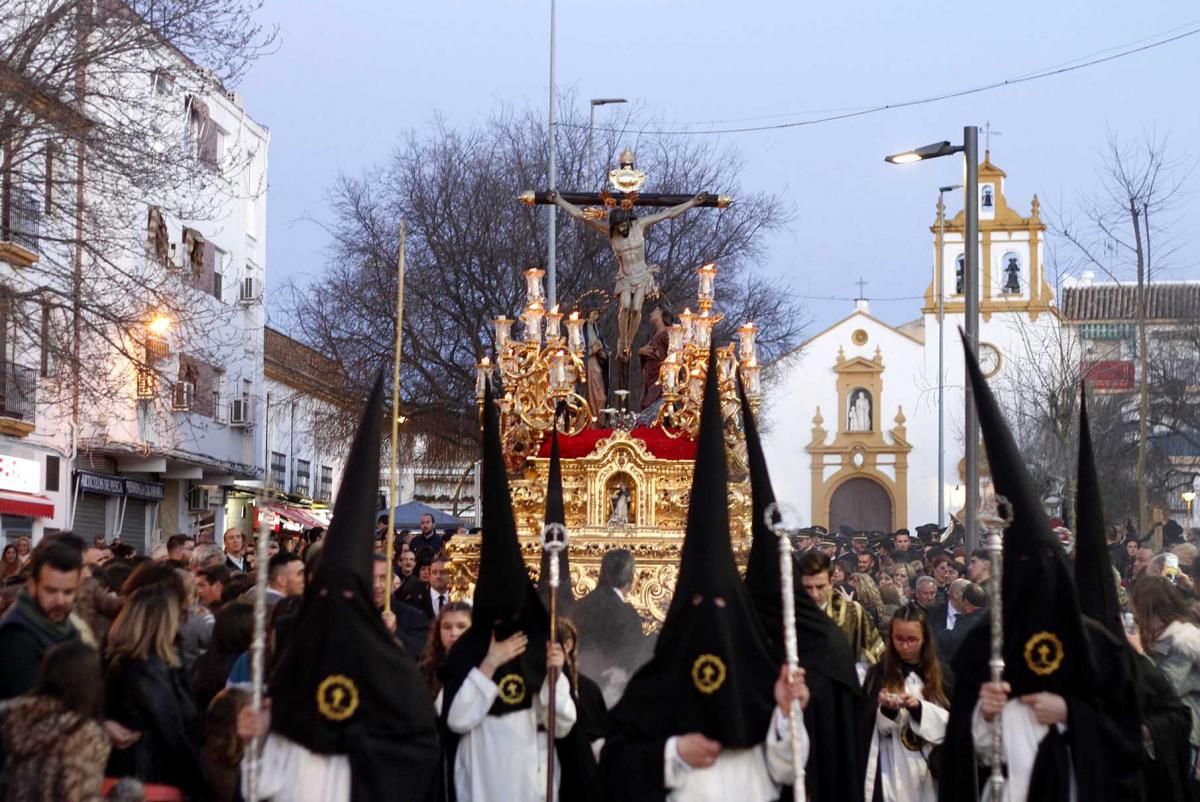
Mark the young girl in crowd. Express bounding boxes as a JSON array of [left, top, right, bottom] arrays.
[[861, 604, 951, 802], [419, 600, 473, 700], [202, 687, 250, 802], [0, 640, 111, 801], [1132, 576, 1200, 768], [105, 582, 205, 796]]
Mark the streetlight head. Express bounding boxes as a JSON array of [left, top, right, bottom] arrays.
[[147, 314, 171, 336], [590, 98, 627, 106], [884, 140, 957, 164], [939, 184, 963, 193]]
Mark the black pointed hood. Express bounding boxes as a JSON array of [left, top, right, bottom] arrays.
[[739, 378, 859, 691], [609, 347, 777, 747], [538, 417, 574, 614], [440, 382, 548, 715], [962, 334, 1094, 695], [269, 371, 438, 798], [1075, 387, 1124, 640]]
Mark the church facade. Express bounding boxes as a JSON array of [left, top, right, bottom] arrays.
[[763, 154, 1060, 532]]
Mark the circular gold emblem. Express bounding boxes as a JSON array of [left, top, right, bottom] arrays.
[[316, 675, 359, 721], [899, 724, 926, 752], [497, 673, 527, 705], [1024, 631, 1064, 676], [851, 329, 869, 346], [691, 654, 727, 695]]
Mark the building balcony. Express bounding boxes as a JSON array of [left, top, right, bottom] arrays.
[[1082, 359, 1135, 392], [0, 361, 36, 437], [0, 190, 40, 268]]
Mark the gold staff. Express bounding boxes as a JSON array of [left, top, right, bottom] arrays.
[[385, 222, 407, 615]]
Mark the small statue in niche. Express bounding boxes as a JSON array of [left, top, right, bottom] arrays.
[[955, 256, 965, 295], [847, 389, 872, 433], [609, 481, 632, 525]]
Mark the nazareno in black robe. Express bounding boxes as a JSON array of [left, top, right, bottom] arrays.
[[739, 378, 865, 802]]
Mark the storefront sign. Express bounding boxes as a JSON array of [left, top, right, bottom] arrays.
[[77, 471, 126, 496], [0, 455, 40, 495], [124, 479, 165, 501], [76, 472, 164, 500]]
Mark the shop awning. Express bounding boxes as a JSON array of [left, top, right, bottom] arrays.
[[257, 503, 326, 533], [0, 491, 54, 519]]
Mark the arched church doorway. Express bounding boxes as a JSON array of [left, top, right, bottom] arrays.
[[828, 477, 893, 532]]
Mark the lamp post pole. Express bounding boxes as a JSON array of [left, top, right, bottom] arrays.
[[546, 0, 557, 307], [884, 127, 979, 549], [963, 125, 980, 554], [588, 98, 628, 188], [937, 184, 962, 529]]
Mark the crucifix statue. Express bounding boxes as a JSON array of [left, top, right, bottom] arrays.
[[521, 148, 730, 367]]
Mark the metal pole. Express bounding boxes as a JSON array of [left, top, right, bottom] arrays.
[[937, 190, 946, 529], [588, 102, 595, 189], [546, 0, 557, 307], [385, 223, 406, 615], [963, 125, 980, 554]]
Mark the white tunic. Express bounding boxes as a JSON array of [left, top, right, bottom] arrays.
[[447, 667, 576, 802], [971, 699, 1076, 802], [662, 708, 809, 802], [864, 674, 949, 802], [241, 732, 351, 802]]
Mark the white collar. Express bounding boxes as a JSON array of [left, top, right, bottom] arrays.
[[613, 587, 626, 602]]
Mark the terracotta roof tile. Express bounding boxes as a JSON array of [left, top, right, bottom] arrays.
[[1061, 283, 1200, 322]]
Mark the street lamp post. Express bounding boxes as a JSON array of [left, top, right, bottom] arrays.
[[886, 126, 981, 551], [936, 184, 962, 528], [588, 98, 627, 187]]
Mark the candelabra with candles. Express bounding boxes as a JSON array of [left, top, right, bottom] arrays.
[[655, 262, 762, 439], [476, 269, 594, 451]]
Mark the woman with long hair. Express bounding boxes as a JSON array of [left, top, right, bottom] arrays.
[[104, 582, 204, 796], [850, 572, 885, 632], [0, 641, 110, 801], [1132, 576, 1200, 763], [419, 600, 472, 700], [861, 603, 951, 802], [0, 545, 20, 580], [191, 600, 254, 715]]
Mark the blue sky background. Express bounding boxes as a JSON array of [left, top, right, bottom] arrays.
[[239, 0, 1200, 335]]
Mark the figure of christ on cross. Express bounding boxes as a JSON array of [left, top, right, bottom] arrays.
[[548, 190, 712, 360]]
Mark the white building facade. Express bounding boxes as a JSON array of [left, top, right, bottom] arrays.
[[0, 7, 269, 551], [763, 155, 1061, 532]]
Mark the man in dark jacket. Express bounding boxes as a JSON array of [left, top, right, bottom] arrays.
[[0, 540, 82, 700], [572, 548, 648, 703]]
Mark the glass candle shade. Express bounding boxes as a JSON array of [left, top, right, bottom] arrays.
[[475, 357, 492, 398], [737, 322, 758, 364], [494, 316, 513, 352], [524, 268, 546, 306], [697, 262, 718, 304], [679, 309, 695, 345], [741, 362, 762, 398], [565, 312, 585, 355], [667, 324, 684, 353], [549, 350, 570, 394], [545, 305, 563, 342], [523, 305, 544, 344]]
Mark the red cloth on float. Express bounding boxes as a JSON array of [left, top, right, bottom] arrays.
[[534, 427, 696, 461]]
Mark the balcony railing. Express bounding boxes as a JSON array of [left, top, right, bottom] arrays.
[[0, 361, 36, 422], [2, 189, 40, 254]]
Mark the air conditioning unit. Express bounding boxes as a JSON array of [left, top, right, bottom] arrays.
[[172, 381, 195, 411], [167, 243, 183, 271], [187, 486, 210, 512], [229, 397, 251, 427], [239, 276, 260, 304]]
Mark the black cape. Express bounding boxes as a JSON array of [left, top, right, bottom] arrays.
[[601, 348, 780, 801], [269, 373, 439, 802], [739, 378, 864, 802], [438, 382, 550, 801]]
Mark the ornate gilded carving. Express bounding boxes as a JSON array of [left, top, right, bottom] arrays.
[[446, 429, 750, 632]]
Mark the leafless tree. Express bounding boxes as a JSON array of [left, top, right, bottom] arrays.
[[1049, 131, 1194, 531], [288, 98, 802, 465], [0, 1, 276, 435]]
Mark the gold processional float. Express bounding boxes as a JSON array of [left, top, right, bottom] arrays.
[[446, 261, 765, 632]]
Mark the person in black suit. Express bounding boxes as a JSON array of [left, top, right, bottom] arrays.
[[570, 548, 648, 705], [402, 552, 453, 621], [938, 581, 986, 664], [221, 528, 246, 572]]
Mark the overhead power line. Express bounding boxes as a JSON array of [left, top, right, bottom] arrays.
[[564, 22, 1200, 137]]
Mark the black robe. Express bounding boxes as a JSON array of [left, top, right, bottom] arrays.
[[1135, 653, 1195, 802]]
